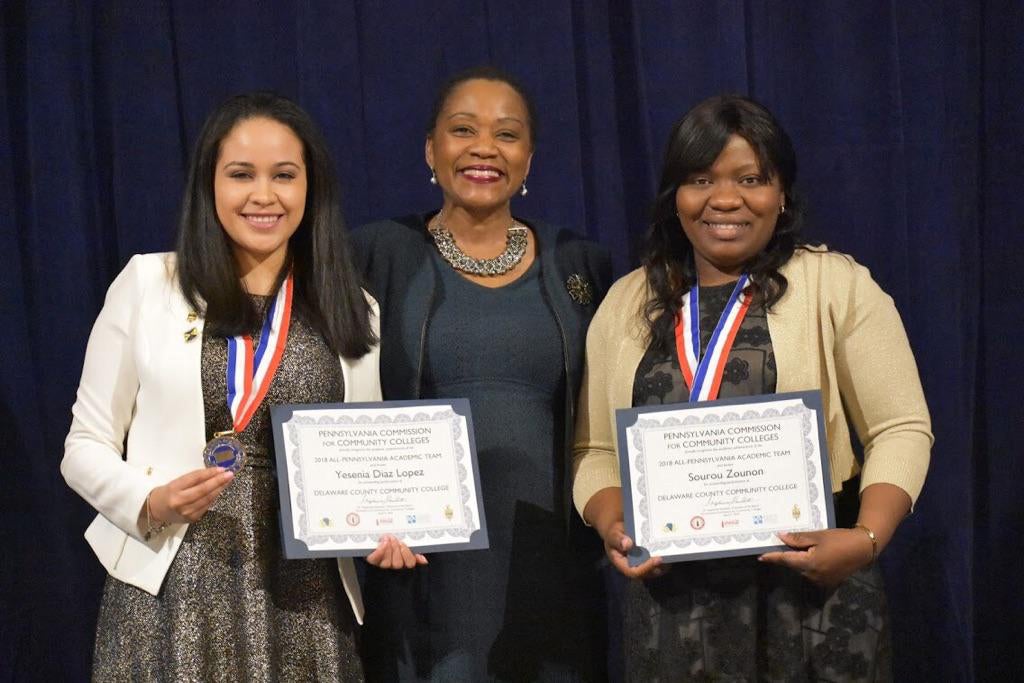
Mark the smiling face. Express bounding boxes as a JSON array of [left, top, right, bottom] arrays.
[[214, 116, 307, 271], [675, 134, 785, 284], [425, 78, 533, 214]]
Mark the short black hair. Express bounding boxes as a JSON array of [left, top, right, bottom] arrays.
[[426, 66, 538, 149], [643, 95, 807, 348], [175, 91, 376, 358]]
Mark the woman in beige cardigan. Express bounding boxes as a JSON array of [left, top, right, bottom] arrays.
[[573, 95, 931, 680]]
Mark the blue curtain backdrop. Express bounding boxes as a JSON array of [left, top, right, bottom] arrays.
[[2, 1, 1021, 680]]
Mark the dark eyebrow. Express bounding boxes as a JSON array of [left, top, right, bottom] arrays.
[[446, 112, 525, 126], [222, 161, 302, 170]]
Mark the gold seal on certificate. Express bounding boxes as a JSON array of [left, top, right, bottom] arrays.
[[270, 399, 489, 558], [616, 390, 835, 564]]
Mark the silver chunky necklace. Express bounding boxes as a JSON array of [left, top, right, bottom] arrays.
[[428, 213, 528, 276]]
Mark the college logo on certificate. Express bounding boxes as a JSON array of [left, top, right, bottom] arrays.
[[616, 390, 835, 565], [271, 399, 489, 558]]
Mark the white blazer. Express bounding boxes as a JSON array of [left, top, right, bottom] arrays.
[[61, 253, 381, 624]]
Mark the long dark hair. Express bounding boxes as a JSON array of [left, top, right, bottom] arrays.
[[427, 66, 538, 149], [175, 92, 375, 358], [643, 94, 807, 349]]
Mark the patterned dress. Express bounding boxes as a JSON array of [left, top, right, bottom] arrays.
[[625, 281, 891, 682], [92, 299, 363, 682]]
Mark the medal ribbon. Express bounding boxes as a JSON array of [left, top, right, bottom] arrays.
[[226, 273, 294, 433], [674, 274, 753, 402]]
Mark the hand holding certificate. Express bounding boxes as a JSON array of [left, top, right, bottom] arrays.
[[616, 391, 835, 565], [271, 399, 488, 558]]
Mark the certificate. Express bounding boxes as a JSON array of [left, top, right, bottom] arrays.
[[616, 390, 835, 565], [270, 399, 488, 558]]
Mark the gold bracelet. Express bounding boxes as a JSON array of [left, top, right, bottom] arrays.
[[853, 523, 878, 564], [144, 493, 168, 541]]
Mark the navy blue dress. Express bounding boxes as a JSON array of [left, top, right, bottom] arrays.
[[362, 255, 600, 681]]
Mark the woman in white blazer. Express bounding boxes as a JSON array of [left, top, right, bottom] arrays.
[[62, 93, 403, 681]]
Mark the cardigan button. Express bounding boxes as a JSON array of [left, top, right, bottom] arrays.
[[145, 466, 153, 476]]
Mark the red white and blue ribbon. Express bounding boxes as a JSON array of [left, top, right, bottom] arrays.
[[226, 273, 294, 433], [674, 274, 753, 402]]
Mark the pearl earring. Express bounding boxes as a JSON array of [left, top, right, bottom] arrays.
[[429, 169, 437, 185]]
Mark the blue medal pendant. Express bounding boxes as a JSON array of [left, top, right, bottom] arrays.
[[203, 431, 246, 473]]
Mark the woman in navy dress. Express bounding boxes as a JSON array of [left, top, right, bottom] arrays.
[[353, 67, 612, 681]]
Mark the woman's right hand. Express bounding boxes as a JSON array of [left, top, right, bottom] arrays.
[[584, 487, 664, 579], [147, 467, 235, 525]]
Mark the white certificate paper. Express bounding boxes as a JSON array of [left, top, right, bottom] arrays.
[[616, 391, 835, 565], [270, 399, 488, 558]]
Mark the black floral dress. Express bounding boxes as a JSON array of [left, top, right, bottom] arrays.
[[626, 281, 891, 682]]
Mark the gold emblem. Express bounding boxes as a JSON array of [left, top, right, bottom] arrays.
[[186, 311, 198, 322], [791, 504, 801, 521], [184, 327, 198, 342], [565, 274, 593, 305], [444, 505, 454, 521]]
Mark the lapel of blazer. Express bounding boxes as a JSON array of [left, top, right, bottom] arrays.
[[149, 260, 209, 462]]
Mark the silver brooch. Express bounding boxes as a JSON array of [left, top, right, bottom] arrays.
[[565, 274, 593, 305]]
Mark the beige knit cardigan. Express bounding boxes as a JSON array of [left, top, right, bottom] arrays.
[[572, 248, 933, 518]]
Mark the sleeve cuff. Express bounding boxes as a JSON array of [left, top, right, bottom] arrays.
[[572, 451, 622, 521], [858, 438, 931, 509]]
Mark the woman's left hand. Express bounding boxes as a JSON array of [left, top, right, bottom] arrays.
[[758, 528, 874, 588], [366, 535, 428, 570]]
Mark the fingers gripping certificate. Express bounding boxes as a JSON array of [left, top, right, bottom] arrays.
[[616, 391, 835, 565], [271, 399, 488, 558]]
